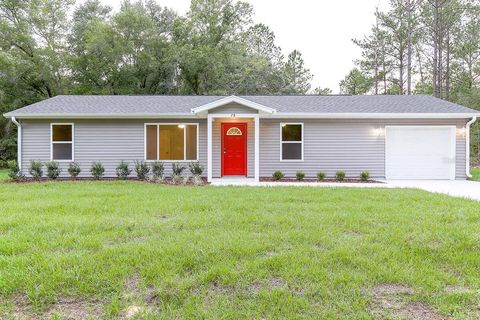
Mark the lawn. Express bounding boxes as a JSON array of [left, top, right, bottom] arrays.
[[470, 167, 480, 181], [0, 169, 7, 181], [0, 181, 479, 319]]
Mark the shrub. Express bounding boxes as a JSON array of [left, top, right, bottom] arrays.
[[134, 160, 150, 180], [272, 170, 284, 180], [189, 162, 204, 176], [68, 162, 81, 178], [7, 160, 24, 180], [296, 171, 305, 181], [151, 161, 164, 181], [116, 161, 131, 179], [335, 171, 346, 181], [317, 171, 326, 181], [90, 162, 105, 179], [29, 160, 43, 179], [46, 161, 62, 179], [189, 162, 204, 185], [172, 162, 186, 184], [360, 171, 370, 182]]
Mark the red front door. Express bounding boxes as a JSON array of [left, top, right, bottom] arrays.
[[222, 123, 247, 176]]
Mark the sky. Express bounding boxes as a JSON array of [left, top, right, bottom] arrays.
[[93, 0, 390, 93]]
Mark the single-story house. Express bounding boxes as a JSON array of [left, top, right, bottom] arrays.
[[3, 95, 479, 181]]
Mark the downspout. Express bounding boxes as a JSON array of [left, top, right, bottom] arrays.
[[466, 116, 477, 179], [11, 117, 21, 169]]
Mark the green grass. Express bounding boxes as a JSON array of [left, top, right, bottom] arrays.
[[469, 167, 480, 181], [0, 181, 479, 319], [0, 169, 7, 181]]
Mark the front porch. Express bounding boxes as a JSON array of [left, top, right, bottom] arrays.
[[207, 113, 260, 182]]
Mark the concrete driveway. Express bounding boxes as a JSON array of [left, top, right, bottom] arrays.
[[211, 178, 480, 201], [385, 180, 480, 201]]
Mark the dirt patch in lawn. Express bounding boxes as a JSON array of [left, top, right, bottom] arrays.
[[444, 285, 472, 294], [44, 298, 104, 320], [369, 284, 444, 320], [122, 272, 158, 317], [6, 295, 104, 320]]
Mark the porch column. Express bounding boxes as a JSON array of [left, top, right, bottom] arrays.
[[254, 115, 259, 182], [207, 114, 213, 182]]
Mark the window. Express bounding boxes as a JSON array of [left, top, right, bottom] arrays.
[[226, 127, 242, 136], [280, 123, 303, 161], [51, 123, 74, 161], [145, 124, 198, 161]]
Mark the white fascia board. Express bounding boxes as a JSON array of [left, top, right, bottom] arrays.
[[3, 113, 200, 119], [190, 95, 276, 114], [5, 112, 480, 120], [266, 113, 480, 119]]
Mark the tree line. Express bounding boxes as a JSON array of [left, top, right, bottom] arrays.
[[0, 0, 314, 161], [339, 0, 480, 163]]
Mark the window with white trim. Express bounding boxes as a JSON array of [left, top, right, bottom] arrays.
[[280, 123, 303, 161], [145, 124, 198, 161], [51, 124, 73, 161]]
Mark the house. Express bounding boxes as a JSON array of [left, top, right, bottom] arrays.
[[3, 95, 479, 181]]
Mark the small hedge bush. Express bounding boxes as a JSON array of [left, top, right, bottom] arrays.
[[151, 161, 164, 181], [116, 161, 132, 179], [360, 171, 370, 182], [335, 171, 346, 181], [172, 163, 186, 184], [46, 161, 61, 179], [68, 162, 81, 178], [134, 160, 150, 180], [317, 172, 326, 181], [296, 171, 305, 181], [29, 160, 43, 179], [189, 162, 204, 185], [189, 162, 203, 176], [90, 162, 105, 179], [272, 170, 284, 180], [7, 160, 24, 180]]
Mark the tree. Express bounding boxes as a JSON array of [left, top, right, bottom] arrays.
[[314, 87, 332, 95], [281, 50, 312, 94], [339, 68, 372, 95]]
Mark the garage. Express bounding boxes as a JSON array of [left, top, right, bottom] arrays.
[[385, 126, 456, 180]]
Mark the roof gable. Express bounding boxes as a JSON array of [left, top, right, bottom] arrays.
[[190, 96, 276, 114]]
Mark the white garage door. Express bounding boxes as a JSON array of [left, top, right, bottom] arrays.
[[385, 126, 456, 180]]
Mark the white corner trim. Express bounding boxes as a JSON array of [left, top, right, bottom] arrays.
[[11, 117, 21, 169], [190, 95, 276, 114], [466, 116, 477, 178], [254, 115, 260, 182], [207, 115, 213, 182]]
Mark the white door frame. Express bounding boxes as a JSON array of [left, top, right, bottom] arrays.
[[207, 113, 259, 182]]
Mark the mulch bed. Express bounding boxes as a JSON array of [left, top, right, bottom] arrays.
[[4, 177, 209, 186], [260, 178, 383, 184]]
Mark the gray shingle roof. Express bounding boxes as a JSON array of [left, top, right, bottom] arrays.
[[4, 94, 478, 117]]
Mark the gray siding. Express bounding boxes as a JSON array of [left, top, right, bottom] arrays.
[[259, 118, 469, 180], [20, 119, 207, 178], [19, 117, 469, 180]]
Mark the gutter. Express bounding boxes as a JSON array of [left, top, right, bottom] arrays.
[[466, 116, 477, 179], [11, 117, 22, 169], [3, 112, 480, 120]]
